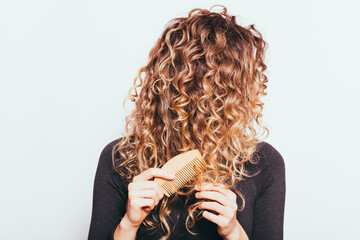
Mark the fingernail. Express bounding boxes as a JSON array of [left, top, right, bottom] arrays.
[[168, 173, 175, 178]]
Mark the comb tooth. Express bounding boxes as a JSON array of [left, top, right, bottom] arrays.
[[169, 183, 177, 194], [178, 175, 187, 187], [194, 157, 205, 170], [193, 157, 200, 166], [191, 161, 198, 173], [186, 161, 195, 172], [172, 180, 180, 193], [172, 175, 183, 190], [193, 158, 203, 172], [160, 185, 168, 196], [171, 169, 189, 192], [185, 165, 196, 179], [167, 182, 177, 195], [170, 177, 180, 189], [177, 168, 188, 183], [178, 168, 188, 184], [161, 183, 172, 195], [164, 189, 171, 197], [189, 161, 197, 174], [194, 162, 202, 174], [194, 159, 203, 169], [163, 182, 172, 191], [165, 181, 176, 192], [195, 157, 204, 166], [181, 164, 194, 182], [180, 165, 194, 185]]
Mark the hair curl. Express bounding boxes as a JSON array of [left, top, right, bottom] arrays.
[[112, 5, 269, 239]]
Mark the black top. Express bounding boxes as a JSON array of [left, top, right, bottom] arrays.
[[87, 138, 286, 240]]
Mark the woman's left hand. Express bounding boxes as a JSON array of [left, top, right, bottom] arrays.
[[194, 183, 248, 240]]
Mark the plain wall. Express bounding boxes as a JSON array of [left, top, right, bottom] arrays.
[[1, 0, 359, 239]]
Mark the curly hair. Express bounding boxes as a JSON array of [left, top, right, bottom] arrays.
[[112, 5, 269, 239]]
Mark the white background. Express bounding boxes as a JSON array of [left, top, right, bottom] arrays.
[[1, 0, 359, 239]]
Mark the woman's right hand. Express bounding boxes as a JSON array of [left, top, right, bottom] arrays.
[[121, 168, 175, 229]]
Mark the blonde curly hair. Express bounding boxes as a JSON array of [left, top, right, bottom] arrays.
[[112, 5, 269, 239]]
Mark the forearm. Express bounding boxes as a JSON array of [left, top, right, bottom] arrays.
[[113, 215, 140, 240]]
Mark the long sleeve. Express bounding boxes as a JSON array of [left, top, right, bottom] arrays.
[[87, 139, 285, 240], [251, 143, 286, 240], [88, 139, 128, 240]]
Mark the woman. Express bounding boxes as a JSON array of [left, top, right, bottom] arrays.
[[88, 5, 285, 240]]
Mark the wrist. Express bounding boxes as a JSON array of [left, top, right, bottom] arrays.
[[113, 215, 140, 240], [119, 214, 141, 230], [223, 221, 248, 240]]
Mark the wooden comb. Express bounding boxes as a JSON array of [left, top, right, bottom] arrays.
[[154, 149, 206, 197]]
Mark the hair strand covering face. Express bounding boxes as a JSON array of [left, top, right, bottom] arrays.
[[112, 5, 269, 240]]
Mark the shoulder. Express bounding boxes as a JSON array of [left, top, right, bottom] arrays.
[[255, 141, 285, 174], [246, 141, 285, 190], [97, 138, 123, 174], [93, 138, 129, 197], [252, 141, 286, 195], [100, 138, 122, 158]]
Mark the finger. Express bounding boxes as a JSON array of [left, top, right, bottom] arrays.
[[156, 184, 164, 200], [195, 183, 237, 201], [129, 188, 164, 206], [195, 191, 232, 207], [195, 182, 228, 190], [128, 181, 159, 191], [143, 206, 153, 212], [202, 210, 228, 228], [133, 168, 175, 182], [129, 189, 157, 199], [129, 198, 155, 210], [199, 201, 233, 218]]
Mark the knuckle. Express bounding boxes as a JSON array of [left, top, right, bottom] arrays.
[[133, 176, 139, 182], [218, 220, 226, 228], [153, 196, 159, 205], [231, 193, 237, 200], [128, 182, 135, 191], [232, 203, 238, 211], [128, 190, 134, 198], [227, 207, 235, 216]]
